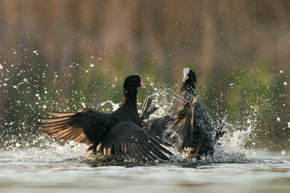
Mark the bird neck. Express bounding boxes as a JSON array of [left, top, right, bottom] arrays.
[[122, 89, 138, 107], [181, 85, 196, 102], [181, 82, 195, 92]]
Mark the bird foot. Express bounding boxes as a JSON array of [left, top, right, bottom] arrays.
[[185, 147, 200, 159]]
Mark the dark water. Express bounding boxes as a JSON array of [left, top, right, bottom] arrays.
[[1, 147, 290, 193]]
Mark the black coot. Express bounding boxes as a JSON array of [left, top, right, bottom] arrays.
[[170, 68, 215, 156], [143, 68, 225, 157], [39, 75, 172, 161]]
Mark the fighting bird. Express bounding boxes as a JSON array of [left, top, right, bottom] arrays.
[[38, 75, 172, 161], [143, 68, 225, 157]]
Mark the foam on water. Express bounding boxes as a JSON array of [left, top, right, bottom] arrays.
[[3, 138, 88, 163]]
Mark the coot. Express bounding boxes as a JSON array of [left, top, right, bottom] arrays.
[[143, 68, 225, 157], [39, 75, 172, 161]]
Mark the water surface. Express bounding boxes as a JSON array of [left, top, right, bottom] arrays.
[[1, 149, 290, 193]]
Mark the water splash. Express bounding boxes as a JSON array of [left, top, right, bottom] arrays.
[[213, 105, 262, 162], [0, 80, 263, 164], [146, 83, 181, 118], [2, 135, 88, 163], [144, 84, 263, 163], [99, 100, 120, 111]]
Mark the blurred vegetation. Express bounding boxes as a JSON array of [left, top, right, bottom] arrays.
[[0, 0, 289, 151]]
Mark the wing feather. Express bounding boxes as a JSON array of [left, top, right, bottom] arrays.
[[45, 110, 75, 117], [39, 109, 111, 149], [102, 121, 172, 161], [40, 117, 71, 123], [137, 144, 154, 161], [143, 140, 168, 160]]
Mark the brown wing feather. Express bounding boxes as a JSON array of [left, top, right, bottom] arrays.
[[167, 96, 198, 149], [45, 110, 76, 117], [39, 109, 111, 149]]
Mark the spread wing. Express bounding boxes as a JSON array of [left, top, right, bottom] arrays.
[[168, 97, 198, 149], [38, 109, 111, 148], [102, 121, 172, 161]]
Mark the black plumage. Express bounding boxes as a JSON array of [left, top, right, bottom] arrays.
[[169, 97, 198, 150], [172, 68, 215, 156], [143, 115, 174, 139], [102, 121, 172, 161], [39, 75, 172, 161], [143, 68, 225, 157]]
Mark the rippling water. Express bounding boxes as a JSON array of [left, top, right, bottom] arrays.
[[1, 147, 290, 193]]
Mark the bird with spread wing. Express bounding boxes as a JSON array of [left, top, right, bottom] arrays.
[[38, 75, 172, 162]]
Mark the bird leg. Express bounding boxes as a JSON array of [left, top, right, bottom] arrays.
[[186, 147, 201, 160], [88, 143, 103, 155]]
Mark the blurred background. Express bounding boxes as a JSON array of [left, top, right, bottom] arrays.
[[0, 0, 289, 151]]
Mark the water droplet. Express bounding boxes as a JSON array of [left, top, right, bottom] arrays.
[[288, 122, 290, 128], [229, 83, 234, 86], [15, 143, 20, 147], [280, 70, 283, 73], [281, 150, 286, 155], [43, 105, 47, 109], [0, 64, 3, 70], [90, 64, 94, 67], [283, 82, 287, 85], [276, 117, 280, 121], [23, 78, 28, 82]]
